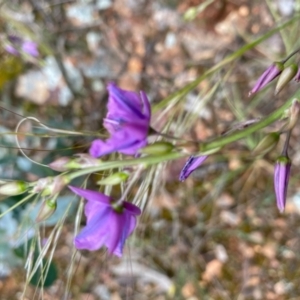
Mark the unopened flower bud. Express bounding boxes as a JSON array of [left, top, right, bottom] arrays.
[[274, 156, 291, 213], [252, 132, 280, 156], [294, 66, 300, 82], [97, 172, 129, 185], [49, 154, 102, 171], [284, 99, 300, 131], [139, 141, 174, 155], [0, 181, 28, 196], [179, 155, 208, 181], [249, 62, 284, 96], [36, 197, 57, 222], [275, 64, 298, 95], [48, 157, 74, 172], [33, 176, 70, 196]]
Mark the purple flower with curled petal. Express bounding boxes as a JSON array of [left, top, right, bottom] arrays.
[[69, 186, 141, 256], [179, 155, 208, 181], [274, 156, 291, 213], [249, 62, 283, 96], [90, 83, 151, 157], [5, 36, 39, 57]]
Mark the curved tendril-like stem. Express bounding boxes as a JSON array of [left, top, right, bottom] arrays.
[[15, 117, 49, 168], [15, 116, 89, 168]]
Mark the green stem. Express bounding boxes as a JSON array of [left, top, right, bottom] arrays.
[[65, 93, 300, 182], [200, 93, 300, 152]]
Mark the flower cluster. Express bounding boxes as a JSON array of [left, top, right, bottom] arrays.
[[69, 83, 151, 256], [249, 50, 300, 96]]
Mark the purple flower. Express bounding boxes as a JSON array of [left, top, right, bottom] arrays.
[[179, 155, 208, 181], [90, 83, 151, 157], [249, 62, 283, 96], [5, 36, 39, 57], [69, 186, 141, 256], [274, 156, 291, 213]]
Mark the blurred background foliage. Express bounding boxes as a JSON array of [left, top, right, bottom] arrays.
[[1, 0, 300, 299]]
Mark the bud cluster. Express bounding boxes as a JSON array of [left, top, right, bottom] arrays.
[[249, 49, 300, 96]]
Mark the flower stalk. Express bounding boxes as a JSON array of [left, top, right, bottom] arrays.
[[63, 95, 300, 183]]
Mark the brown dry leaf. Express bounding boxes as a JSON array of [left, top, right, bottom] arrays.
[[202, 259, 223, 282]]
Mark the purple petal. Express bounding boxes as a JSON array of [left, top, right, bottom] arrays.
[[179, 155, 208, 181], [104, 212, 124, 256], [113, 212, 137, 256], [107, 83, 145, 120], [22, 41, 39, 57], [140, 91, 151, 120], [5, 45, 19, 55], [68, 186, 111, 206], [89, 124, 148, 157], [249, 63, 282, 96], [89, 138, 120, 157], [250, 65, 273, 95], [123, 201, 141, 215], [74, 207, 112, 251]]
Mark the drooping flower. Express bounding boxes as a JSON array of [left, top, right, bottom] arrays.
[[5, 36, 39, 57], [179, 155, 208, 181], [69, 186, 141, 256], [274, 156, 291, 213], [249, 62, 283, 96], [89, 83, 151, 157]]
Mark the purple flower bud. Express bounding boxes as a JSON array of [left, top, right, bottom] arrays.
[[249, 62, 284, 96], [274, 156, 291, 213], [179, 155, 208, 181]]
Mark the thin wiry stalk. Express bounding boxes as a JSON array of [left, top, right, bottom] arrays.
[[132, 166, 155, 208], [25, 208, 69, 288], [0, 193, 35, 218], [63, 198, 84, 300]]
